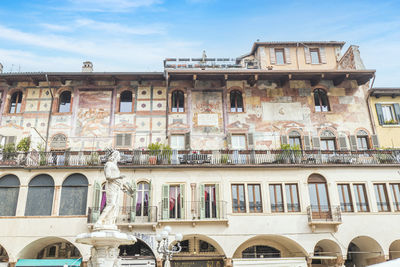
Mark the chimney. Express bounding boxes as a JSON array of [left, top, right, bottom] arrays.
[[0, 63, 3, 73], [82, 61, 93, 72]]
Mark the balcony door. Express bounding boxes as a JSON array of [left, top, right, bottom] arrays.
[[308, 174, 331, 219]]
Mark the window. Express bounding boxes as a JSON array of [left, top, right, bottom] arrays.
[[203, 184, 217, 218], [199, 240, 216, 253], [289, 131, 302, 149], [353, 184, 369, 212], [375, 103, 400, 125], [115, 133, 132, 148], [248, 184, 262, 213], [242, 245, 281, 258], [308, 174, 330, 218], [136, 182, 149, 217], [314, 89, 329, 112], [25, 174, 54, 216], [320, 130, 336, 151], [59, 174, 88, 215], [58, 91, 71, 113], [169, 185, 181, 218], [50, 134, 67, 150], [171, 90, 184, 112], [356, 130, 369, 150], [230, 90, 243, 112], [285, 184, 300, 212], [338, 184, 353, 212], [231, 184, 246, 213], [269, 184, 284, 212], [9, 91, 23, 113], [310, 48, 320, 64], [275, 48, 285, 64], [0, 136, 16, 147], [170, 135, 185, 150], [231, 134, 246, 150], [161, 184, 184, 219], [0, 175, 20, 216], [390, 184, 400, 211], [119, 91, 132, 113], [382, 105, 398, 124], [374, 184, 390, 212]]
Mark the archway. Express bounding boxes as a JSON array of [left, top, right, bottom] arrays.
[[312, 239, 342, 267], [389, 240, 400, 260], [0, 244, 9, 267], [345, 236, 384, 267], [119, 239, 155, 266]]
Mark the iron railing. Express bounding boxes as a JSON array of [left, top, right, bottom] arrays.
[[87, 206, 157, 224], [307, 205, 342, 223], [1, 149, 400, 167], [158, 200, 227, 221]]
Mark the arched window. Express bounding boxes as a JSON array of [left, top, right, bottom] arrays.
[[314, 89, 329, 112], [242, 245, 281, 258], [119, 240, 155, 258], [0, 175, 20, 216], [25, 174, 54, 216], [119, 91, 133, 113], [356, 130, 369, 150], [136, 182, 150, 217], [308, 174, 330, 218], [230, 90, 243, 112], [50, 134, 67, 150], [171, 90, 184, 112], [9, 91, 23, 113], [320, 130, 336, 151], [58, 91, 71, 113], [59, 174, 88, 215], [289, 131, 302, 149]]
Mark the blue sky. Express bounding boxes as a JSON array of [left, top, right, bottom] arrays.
[[0, 0, 399, 86]]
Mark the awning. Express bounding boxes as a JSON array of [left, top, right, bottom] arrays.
[[16, 259, 82, 267]]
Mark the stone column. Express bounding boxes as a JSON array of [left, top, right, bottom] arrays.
[[224, 258, 232, 267], [156, 258, 163, 267]]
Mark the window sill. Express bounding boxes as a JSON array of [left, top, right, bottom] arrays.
[[381, 124, 400, 128], [228, 111, 245, 114], [169, 111, 186, 114], [313, 110, 333, 114], [52, 112, 73, 116], [115, 112, 135, 115]]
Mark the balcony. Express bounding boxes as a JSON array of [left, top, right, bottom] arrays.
[[158, 201, 228, 225], [307, 205, 342, 232], [87, 206, 158, 230], [1, 149, 400, 168]]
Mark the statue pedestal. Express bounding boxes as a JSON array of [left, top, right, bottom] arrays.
[[76, 229, 136, 267]]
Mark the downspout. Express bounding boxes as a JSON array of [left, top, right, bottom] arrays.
[[44, 74, 54, 152], [366, 74, 376, 135], [296, 43, 300, 70], [165, 70, 169, 140]]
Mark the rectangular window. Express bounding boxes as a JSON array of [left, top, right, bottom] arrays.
[[320, 139, 336, 151], [390, 183, 400, 211], [232, 184, 246, 213], [204, 184, 217, 218], [231, 135, 246, 150], [0, 136, 16, 146], [248, 184, 262, 213], [374, 184, 390, 212], [382, 105, 397, 124], [269, 184, 284, 212], [310, 48, 320, 64], [289, 136, 302, 149], [115, 133, 132, 147], [170, 135, 185, 150], [169, 185, 181, 219], [338, 184, 353, 212], [357, 136, 369, 150], [285, 184, 300, 212], [353, 184, 369, 212], [275, 49, 285, 65]]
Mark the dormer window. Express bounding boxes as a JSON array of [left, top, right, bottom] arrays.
[[275, 49, 285, 64], [310, 48, 321, 64]]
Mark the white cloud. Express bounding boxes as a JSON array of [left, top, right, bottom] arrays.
[[66, 0, 162, 12], [75, 19, 166, 35], [40, 23, 73, 32]]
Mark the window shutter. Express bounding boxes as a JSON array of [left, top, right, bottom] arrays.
[[199, 184, 205, 219], [148, 181, 152, 222], [247, 133, 254, 148], [375, 104, 384, 125], [180, 184, 185, 220], [349, 135, 358, 151], [116, 134, 123, 147], [304, 47, 311, 64], [284, 48, 291, 64], [312, 137, 321, 150], [185, 132, 191, 150], [215, 184, 220, 219], [280, 135, 288, 146], [339, 136, 348, 150], [227, 133, 232, 149], [124, 134, 132, 146], [91, 181, 101, 223], [394, 103, 400, 122], [269, 48, 276, 64], [320, 47, 327, 64], [371, 135, 380, 149], [130, 180, 137, 223], [304, 135, 312, 150], [162, 184, 169, 219]]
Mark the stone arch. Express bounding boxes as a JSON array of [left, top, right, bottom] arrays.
[[232, 235, 307, 258], [346, 236, 384, 267], [171, 234, 226, 258], [389, 240, 400, 260], [312, 239, 343, 267], [0, 244, 9, 262], [119, 238, 155, 258]]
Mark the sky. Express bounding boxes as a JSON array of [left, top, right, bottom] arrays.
[[0, 0, 399, 86]]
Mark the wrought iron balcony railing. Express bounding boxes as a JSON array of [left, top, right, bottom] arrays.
[[87, 206, 157, 224], [307, 205, 342, 223], [1, 149, 400, 167], [158, 200, 227, 221]]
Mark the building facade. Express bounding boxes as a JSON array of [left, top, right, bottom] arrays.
[[0, 42, 400, 267]]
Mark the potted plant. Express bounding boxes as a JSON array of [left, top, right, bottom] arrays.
[[148, 142, 162, 165], [3, 143, 17, 162], [16, 137, 31, 164]]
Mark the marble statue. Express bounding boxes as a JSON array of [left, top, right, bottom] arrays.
[[94, 149, 135, 230]]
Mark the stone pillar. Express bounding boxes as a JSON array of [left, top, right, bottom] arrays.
[[156, 258, 163, 267], [224, 258, 232, 267], [8, 262, 16, 267]]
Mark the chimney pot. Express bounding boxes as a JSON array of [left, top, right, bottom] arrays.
[[82, 61, 93, 72]]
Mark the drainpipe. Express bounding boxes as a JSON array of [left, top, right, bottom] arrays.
[[366, 74, 376, 135], [44, 74, 54, 152], [165, 70, 169, 140], [296, 43, 300, 70]]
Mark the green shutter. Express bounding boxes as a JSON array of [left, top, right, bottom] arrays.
[[180, 184, 185, 220], [162, 184, 169, 219], [371, 135, 380, 149], [199, 184, 205, 219], [130, 180, 137, 223], [215, 184, 220, 219], [226, 133, 232, 149], [304, 47, 311, 64], [320, 47, 327, 64], [280, 135, 288, 146], [349, 135, 358, 151], [312, 137, 321, 150], [304, 135, 311, 150], [375, 104, 384, 125], [91, 180, 101, 223], [269, 48, 276, 64], [148, 180, 152, 222], [339, 136, 348, 150], [393, 103, 400, 122]]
